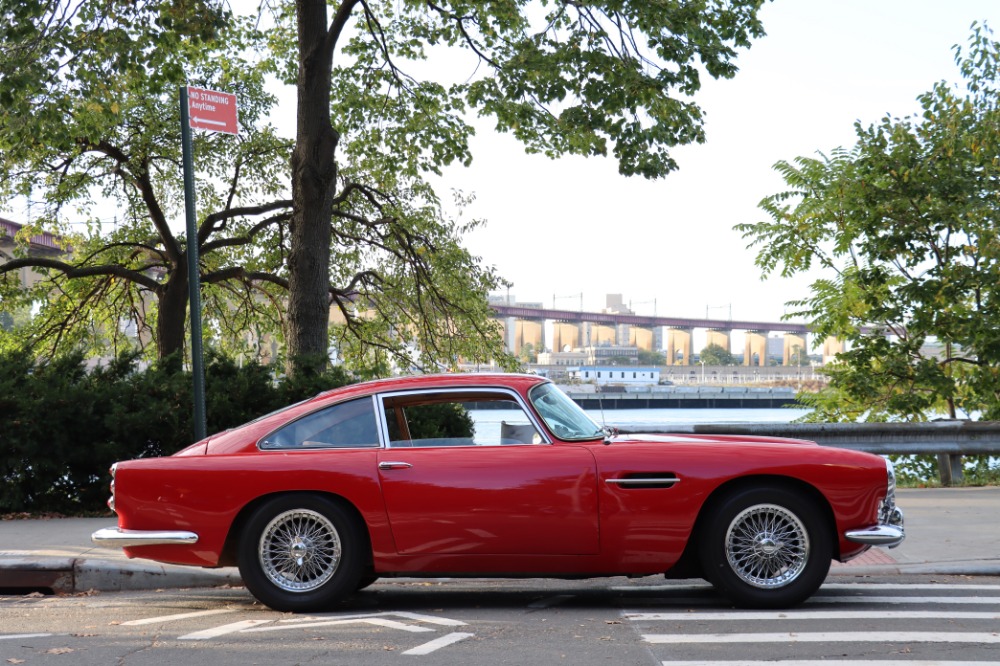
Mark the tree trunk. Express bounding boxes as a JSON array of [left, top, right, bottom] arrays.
[[286, 0, 338, 376], [157, 264, 189, 360]]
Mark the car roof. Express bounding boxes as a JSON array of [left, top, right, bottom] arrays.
[[316, 372, 549, 402]]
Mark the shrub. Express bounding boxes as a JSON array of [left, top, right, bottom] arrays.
[[0, 351, 352, 514]]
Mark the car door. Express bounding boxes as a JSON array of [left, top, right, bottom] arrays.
[[375, 389, 600, 555]]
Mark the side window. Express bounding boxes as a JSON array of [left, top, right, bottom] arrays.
[[383, 393, 542, 447], [261, 397, 379, 449]]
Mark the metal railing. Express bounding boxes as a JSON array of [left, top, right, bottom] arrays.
[[617, 420, 1000, 485]]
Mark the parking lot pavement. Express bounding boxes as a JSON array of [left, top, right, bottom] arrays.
[[1, 487, 998, 593]]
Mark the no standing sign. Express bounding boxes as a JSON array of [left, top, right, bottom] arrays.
[[179, 83, 240, 441], [185, 86, 239, 135]]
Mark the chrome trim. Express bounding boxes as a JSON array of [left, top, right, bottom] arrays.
[[845, 524, 906, 547], [257, 394, 383, 451], [91, 527, 199, 548], [845, 457, 906, 549], [605, 477, 680, 487], [378, 461, 413, 470], [377, 385, 552, 447]]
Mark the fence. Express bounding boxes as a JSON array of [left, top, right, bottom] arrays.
[[617, 420, 1000, 485]]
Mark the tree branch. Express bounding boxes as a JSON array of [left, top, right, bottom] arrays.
[[0, 257, 161, 291]]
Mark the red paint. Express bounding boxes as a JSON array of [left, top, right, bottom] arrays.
[[109, 373, 892, 576]]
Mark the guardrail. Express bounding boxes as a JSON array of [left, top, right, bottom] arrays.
[[616, 420, 1000, 485]]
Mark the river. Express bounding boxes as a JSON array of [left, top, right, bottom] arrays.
[[588, 406, 810, 429]]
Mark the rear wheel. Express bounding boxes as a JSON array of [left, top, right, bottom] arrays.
[[699, 486, 832, 608], [238, 494, 366, 612]]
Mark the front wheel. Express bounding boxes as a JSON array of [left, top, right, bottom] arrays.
[[699, 486, 832, 608], [238, 494, 366, 612]]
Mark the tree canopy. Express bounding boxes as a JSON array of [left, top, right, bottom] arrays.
[[699, 342, 735, 366], [1, 0, 771, 375], [738, 23, 1000, 422]]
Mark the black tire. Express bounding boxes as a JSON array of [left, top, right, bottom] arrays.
[[355, 575, 379, 591], [699, 486, 832, 609], [237, 494, 366, 612]]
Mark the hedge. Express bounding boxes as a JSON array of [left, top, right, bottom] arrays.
[[0, 351, 350, 515]]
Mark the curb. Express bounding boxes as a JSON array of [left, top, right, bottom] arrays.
[[0, 557, 241, 594], [3, 558, 999, 595]]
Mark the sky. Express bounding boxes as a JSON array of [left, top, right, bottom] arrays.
[[7, 1, 1000, 332], [433, 0, 1000, 324]]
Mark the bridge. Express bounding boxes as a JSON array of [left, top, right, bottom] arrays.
[[490, 303, 839, 367]]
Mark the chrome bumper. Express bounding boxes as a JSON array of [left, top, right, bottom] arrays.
[[91, 527, 199, 548], [846, 458, 906, 548], [845, 521, 905, 547]]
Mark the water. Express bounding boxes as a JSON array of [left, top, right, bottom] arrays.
[[589, 407, 809, 428]]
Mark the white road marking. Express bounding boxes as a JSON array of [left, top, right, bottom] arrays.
[[122, 609, 236, 626], [278, 611, 466, 627], [822, 582, 1000, 591], [0, 634, 52, 640], [659, 662, 997, 666], [245, 618, 434, 633], [810, 596, 1000, 605], [643, 632, 1000, 644], [401, 632, 474, 655], [625, 610, 1000, 621], [614, 582, 1000, 594], [178, 619, 271, 640]]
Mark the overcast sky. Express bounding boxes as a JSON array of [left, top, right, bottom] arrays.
[[436, 0, 1000, 324], [8, 1, 999, 331]]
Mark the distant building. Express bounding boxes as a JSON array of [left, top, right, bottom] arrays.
[[570, 366, 660, 386], [0, 217, 65, 289], [537, 350, 589, 366]]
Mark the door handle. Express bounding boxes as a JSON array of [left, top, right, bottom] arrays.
[[378, 461, 413, 470]]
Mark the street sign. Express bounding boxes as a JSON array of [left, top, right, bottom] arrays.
[[185, 86, 239, 135]]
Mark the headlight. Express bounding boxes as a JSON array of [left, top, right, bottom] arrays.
[[885, 457, 896, 498], [107, 462, 117, 513]]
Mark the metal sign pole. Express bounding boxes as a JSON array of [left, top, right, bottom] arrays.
[[179, 86, 208, 442]]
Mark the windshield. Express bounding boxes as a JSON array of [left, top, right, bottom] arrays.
[[528, 382, 604, 441]]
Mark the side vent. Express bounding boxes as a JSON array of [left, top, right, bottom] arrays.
[[604, 473, 680, 489]]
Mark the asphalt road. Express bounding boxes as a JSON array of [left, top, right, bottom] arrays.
[[3, 574, 1000, 665]]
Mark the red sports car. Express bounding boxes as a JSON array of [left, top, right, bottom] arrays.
[[92, 373, 904, 611]]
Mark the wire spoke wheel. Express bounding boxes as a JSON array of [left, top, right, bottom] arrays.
[[725, 503, 809, 589], [259, 508, 342, 592]]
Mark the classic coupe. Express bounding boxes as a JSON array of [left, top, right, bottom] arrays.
[[93, 373, 904, 611]]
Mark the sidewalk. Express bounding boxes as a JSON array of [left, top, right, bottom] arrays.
[[0, 487, 997, 594]]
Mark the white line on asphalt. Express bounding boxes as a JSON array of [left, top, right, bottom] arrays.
[[245, 618, 434, 633], [643, 632, 1000, 644], [278, 611, 466, 627], [822, 582, 1000, 591], [625, 610, 1000, 621], [389, 611, 467, 626], [614, 582, 1000, 594], [810, 596, 1000, 604], [121, 609, 237, 626], [659, 662, 998, 666], [401, 632, 474, 656], [0, 634, 52, 640], [178, 619, 271, 640]]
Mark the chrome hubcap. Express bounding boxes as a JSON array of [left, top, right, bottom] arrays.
[[259, 509, 341, 593], [725, 503, 809, 589]]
